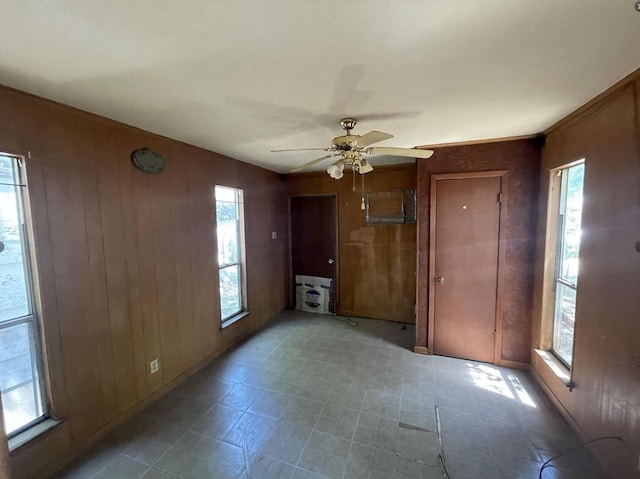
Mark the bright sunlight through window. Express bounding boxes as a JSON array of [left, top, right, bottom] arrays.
[[468, 363, 536, 408], [551, 162, 584, 367], [0, 154, 47, 437], [215, 186, 246, 323]]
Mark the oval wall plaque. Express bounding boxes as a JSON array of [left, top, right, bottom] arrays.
[[132, 148, 166, 174]]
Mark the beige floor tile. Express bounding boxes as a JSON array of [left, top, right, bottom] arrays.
[[50, 311, 606, 479]]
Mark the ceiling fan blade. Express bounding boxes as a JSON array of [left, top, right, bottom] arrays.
[[358, 131, 394, 147], [368, 147, 434, 159], [290, 154, 340, 173], [271, 148, 330, 152]]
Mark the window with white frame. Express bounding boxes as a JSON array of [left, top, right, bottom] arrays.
[[0, 154, 46, 436], [215, 186, 247, 324], [550, 161, 585, 367]]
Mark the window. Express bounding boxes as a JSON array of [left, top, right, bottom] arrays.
[[550, 161, 585, 367], [215, 186, 246, 324], [0, 154, 46, 436]]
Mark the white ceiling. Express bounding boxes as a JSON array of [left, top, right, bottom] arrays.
[[1, 1, 639, 173]]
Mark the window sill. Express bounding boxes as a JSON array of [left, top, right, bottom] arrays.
[[534, 349, 573, 389], [220, 310, 251, 330], [8, 418, 61, 451]]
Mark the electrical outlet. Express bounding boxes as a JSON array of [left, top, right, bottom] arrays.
[[271, 231, 277, 240], [149, 359, 159, 374]]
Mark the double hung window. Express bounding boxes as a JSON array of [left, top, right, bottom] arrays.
[[0, 154, 46, 436], [550, 162, 585, 367], [215, 186, 247, 324]]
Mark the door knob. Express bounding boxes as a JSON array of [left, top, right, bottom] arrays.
[[328, 259, 335, 264], [436, 276, 445, 284]]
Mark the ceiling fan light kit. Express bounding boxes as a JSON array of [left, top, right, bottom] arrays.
[[358, 161, 373, 174], [271, 118, 434, 178], [327, 159, 345, 179]]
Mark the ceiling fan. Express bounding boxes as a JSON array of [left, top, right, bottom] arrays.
[[271, 118, 434, 178]]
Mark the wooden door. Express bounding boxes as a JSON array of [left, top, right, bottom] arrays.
[[429, 173, 505, 363], [290, 195, 337, 310]]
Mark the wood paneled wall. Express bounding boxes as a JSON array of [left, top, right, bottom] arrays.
[[0, 86, 288, 479], [531, 71, 640, 478], [285, 165, 417, 323], [416, 140, 541, 364]]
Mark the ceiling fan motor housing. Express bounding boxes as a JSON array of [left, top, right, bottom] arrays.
[[331, 135, 359, 150]]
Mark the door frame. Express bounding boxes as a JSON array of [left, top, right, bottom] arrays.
[[288, 194, 339, 313], [427, 170, 508, 364]]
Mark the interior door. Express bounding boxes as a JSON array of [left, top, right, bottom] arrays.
[[290, 195, 337, 310], [430, 174, 503, 363]]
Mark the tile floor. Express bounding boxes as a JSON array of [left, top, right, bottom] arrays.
[[52, 311, 606, 479]]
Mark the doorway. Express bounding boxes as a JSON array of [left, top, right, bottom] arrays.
[[290, 195, 338, 312], [428, 171, 507, 363]]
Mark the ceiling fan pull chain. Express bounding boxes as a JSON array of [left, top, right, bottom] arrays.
[[352, 168, 356, 192], [361, 173, 366, 210]]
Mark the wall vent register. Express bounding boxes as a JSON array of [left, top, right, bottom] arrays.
[[365, 189, 416, 225]]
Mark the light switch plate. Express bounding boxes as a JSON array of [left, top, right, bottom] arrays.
[[150, 359, 159, 374], [272, 232, 277, 240]]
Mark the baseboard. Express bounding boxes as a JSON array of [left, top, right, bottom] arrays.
[[529, 366, 583, 435], [337, 310, 414, 324], [495, 358, 530, 370], [413, 346, 430, 355]]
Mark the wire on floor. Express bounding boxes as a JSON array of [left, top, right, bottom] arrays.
[[332, 315, 358, 327], [538, 436, 622, 478], [435, 405, 452, 479], [438, 453, 452, 479]]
